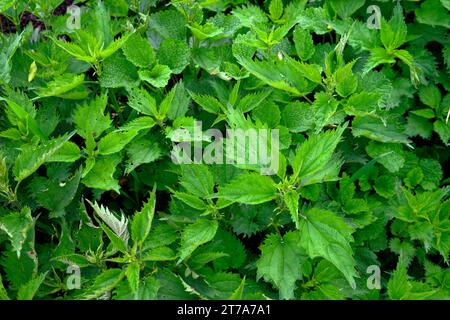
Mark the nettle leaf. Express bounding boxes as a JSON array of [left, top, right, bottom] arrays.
[[122, 33, 155, 68], [127, 87, 158, 116], [178, 219, 218, 263], [284, 189, 300, 229], [34, 74, 87, 99], [256, 232, 305, 300], [387, 262, 436, 300], [125, 134, 163, 174], [203, 229, 247, 271], [13, 132, 75, 181], [329, 0, 365, 19], [190, 93, 224, 114], [73, 94, 111, 139], [215, 173, 277, 205], [2, 0, 449, 302], [148, 9, 187, 42], [179, 164, 215, 198], [87, 199, 129, 245], [419, 84, 442, 109], [0, 31, 23, 84], [335, 61, 358, 98], [281, 102, 314, 133], [29, 168, 82, 218], [293, 26, 314, 61], [269, 0, 284, 21], [125, 262, 140, 295], [82, 154, 122, 193], [292, 125, 346, 183], [141, 246, 177, 262], [416, 0, 450, 28], [97, 129, 140, 155], [299, 208, 357, 289], [156, 38, 190, 74], [352, 116, 410, 144], [166, 81, 190, 120], [0, 207, 34, 256], [366, 141, 405, 173], [380, 5, 408, 52], [81, 269, 125, 300], [0, 274, 10, 300], [100, 53, 139, 88], [17, 273, 46, 300], [138, 64, 172, 88], [131, 191, 156, 246]]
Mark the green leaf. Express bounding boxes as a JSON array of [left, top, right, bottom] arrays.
[[293, 26, 315, 61], [199, 229, 246, 271], [100, 53, 139, 88], [363, 47, 396, 74], [29, 169, 82, 218], [281, 102, 314, 133], [141, 246, 177, 261], [179, 165, 215, 198], [35, 74, 86, 99], [434, 120, 450, 144], [419, 84, 442, 109], [166, 81, 190, 120], [335, 61, 358, 98], [0, 207, 34, 256], [178, 219, 218, 263], [17, 273, 46, 300], [233, 55, 301, 96], [352, 116, 410, 144], [125, 262, 140, 295], [387, 262, 435, 300], [416, 0, 450, 28], [366, 141, 405, 173], [269, 0, 284, 21], [156, 39, 190, 74], [380, 5, 408, 51], [50, 36, 95, 63], [138, 64, 172, 88], [171, 191, 207, 210], [82, 154, 121, 193], [131, 191, 156, 246], [82, 269, 125, 299], [190, 93, 224, 114], [97, 130, 140, 155], [118, 117, 156, 132], [284, 189, 300, 229], [0, 274, 10, 300], [73, 94, 111, 139], [127, 87, 158, 116], [149, 9, 187, 41], [374, 175, 396, 199], [47, 142, 81, 163], [125, 134, 163, 174], [215, 173, 277, 205], [228, 277, 246, 300], [299, 208, 357, 289], [292, 125, 346, 182], [122, 33, 155, 68], [256, 232, 305, 300], [13, 132, 75, 181], [329, 0, 365, 20], [0, 32, 23, 83]]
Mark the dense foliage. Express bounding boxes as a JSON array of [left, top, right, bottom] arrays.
[[0, 0, 449, 300]]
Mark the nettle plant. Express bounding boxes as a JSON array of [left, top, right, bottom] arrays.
[[0, 0, 449, 300]]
